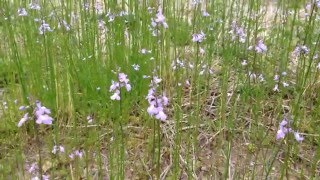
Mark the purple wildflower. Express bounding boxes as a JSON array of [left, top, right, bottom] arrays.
[[110, 90, 121, 101], [94, 2, 104, 15], [17, 8, 28, 16], [42, 175, 50, 180], [185, 80, 190, 86], [146, 76, 169, 121], [294, 132, 304, 142], [118, 73, 129, 83], [293, 45, 309, 56], [28, 162, 37, 173], [132, 64, 140, 71], [171, 58, 185, 70], [192, 0, 201, 6], [154, 7, 168, 28], [75, 150, 83, 158], [192, 31, 206, 43], [202, 10, 210, 17], [255, 39, 267, 53], [69, 150, 84, 159], [52, 145, 65, 154], [19, 106, 26, 110], [39, 21, 53, 35], [110, 81, 119, 91], [230, 21, 246, 43], [306, 3, 312, 10], [276, 118, 304, 142], [29, 3, 41, 10], [107, 13, 115, 22], [98, 19, 106, 30], [109, 72, 131, 100], [155, 9, 165, 23], [155, 110, 167, 121], [31, 175, 50, 180], [17, 101, 53, 127], [276, 119, 290, 140], [17, 113, 29, 127], [35, 101, 54, 125]]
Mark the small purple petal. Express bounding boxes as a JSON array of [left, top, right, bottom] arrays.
[[52, 146, 58, 154], [19, 106, 26, 111], [294, 132, 304, 142], [59, 146, 65, 153], [279, 120, 288, 127], [125, 83, 131, 91], [147, 105, 158, 116], [69, 153, 75, 159], [276, 129, 286, 140], [109, 81, 119, 92], [155, 111, 167, 121], [118, 73, 129, 83], [28, 163, 37, 173], [17, 113, 29, 127], [162, 95, 168, 106], [36, 114, 53, 125], [255, 40, 267, 53], [110, 92, 120, 100]]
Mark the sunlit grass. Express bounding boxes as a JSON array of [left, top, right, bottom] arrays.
[[0, 0, 320, 179]]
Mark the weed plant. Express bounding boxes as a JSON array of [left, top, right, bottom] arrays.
[[0, 0, 320, 179]]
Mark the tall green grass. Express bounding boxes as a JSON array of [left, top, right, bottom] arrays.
[[0, 0, 320, 179]]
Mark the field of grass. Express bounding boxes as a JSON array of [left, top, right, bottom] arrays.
[[1, 0, 320, 179]]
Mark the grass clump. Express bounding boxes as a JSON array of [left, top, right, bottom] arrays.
[[0, 0, 320, 179]]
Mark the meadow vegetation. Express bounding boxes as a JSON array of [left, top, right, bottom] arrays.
[[1, 0, 320, 179]]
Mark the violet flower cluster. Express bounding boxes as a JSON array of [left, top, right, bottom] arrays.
[[146, 76, 169, 121], [255, 39, 267, 53], [52, 145, 65, 154], [109, 72, 131, 101], [17, 8, 28, 16], [292, 45, 309, 57], [151, 7, 168, 29], [39, 21, 53, 35], [192, 31, 206, 43], [18, 101, 54, 127], [230, 21, 246, 43], [148, 6, 168, 37], [34, 101, 54, 125], [27, 162, 50, 180], [69, 150, 84, 159], [29, 3, 41, 10], [276, 118, 304, 142]]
